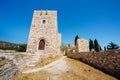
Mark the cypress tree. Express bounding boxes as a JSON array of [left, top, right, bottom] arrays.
[[104, 46, 106, 51], [89, 39, 94, 51], [94, 39, 99, 51], [99, 45, 102, 50], [74, 35, 79, 46]]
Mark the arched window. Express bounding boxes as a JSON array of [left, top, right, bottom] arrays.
[[38, 39, 45, 50]]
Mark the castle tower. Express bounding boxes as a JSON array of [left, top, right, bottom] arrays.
[[27, 10, 61, 55]]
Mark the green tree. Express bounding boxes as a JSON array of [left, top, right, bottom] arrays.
[[74, 35, 79, 46], [94, 39, 100, 51], [107, 42, 119, 50], [104, 46, 107, 51], [99, 45, 102, 51], [17, 44, 27, 52], [89, 39, 94, 51]]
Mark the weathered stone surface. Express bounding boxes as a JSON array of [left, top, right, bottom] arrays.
[[27, 10, 61, 55], [0, 53, 33, 80], [68, 50, 120, 79], [76, 38, 89, 52], [68, 43, 74, 49], [0, 59, 20, 80]]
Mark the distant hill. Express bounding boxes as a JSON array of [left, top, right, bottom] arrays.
[[0, 40, 19, 50]]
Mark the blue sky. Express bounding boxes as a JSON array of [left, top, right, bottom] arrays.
[[0, 0, 120, 48]]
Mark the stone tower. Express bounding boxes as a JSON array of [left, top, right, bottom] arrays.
[[27, 10, 61, 55], [76, 38, 89, 52]]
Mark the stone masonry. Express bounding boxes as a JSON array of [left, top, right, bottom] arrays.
[[27, 10, 61, 55], [76, 38, 89, 52]]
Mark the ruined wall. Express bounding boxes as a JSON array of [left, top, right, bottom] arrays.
[[76, 38, 89, 52], [68, 50, 120, 79], [27, 10, 61, 55], [0, 60, 19, 80], [0, 54, 33, 80], [0, 52, 59, 80], [0, 53, 32, 80]]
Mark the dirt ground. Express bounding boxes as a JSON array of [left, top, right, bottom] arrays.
[[14, 56, 118, 80]]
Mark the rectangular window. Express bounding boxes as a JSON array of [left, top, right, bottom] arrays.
[[43, 20, 46, 24]]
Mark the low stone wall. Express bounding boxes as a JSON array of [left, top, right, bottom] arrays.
[[68, 50, 120, 79], [0, 52, 60, 80], [0, 50, 16, 53], [0, 54, 27, 80], [0, 59, 20, 80], [2, 54, 27, 70]]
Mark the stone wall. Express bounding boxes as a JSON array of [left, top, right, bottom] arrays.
[[68, 50, 120, 79], [0, 50, 16, 53], [0, 54, 24, 80], [0, 58, 20, 80], [0, 52, 62, 80], [76, 38, 89, 52], [0, 53, 29, 80]]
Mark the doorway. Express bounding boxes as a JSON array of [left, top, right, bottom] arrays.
[[38, 39, 45, 50]]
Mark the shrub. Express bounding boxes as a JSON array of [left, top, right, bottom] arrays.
[[17, 44, 27, 52]]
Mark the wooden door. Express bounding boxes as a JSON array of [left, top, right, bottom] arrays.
[[38, 39, 45, 50]]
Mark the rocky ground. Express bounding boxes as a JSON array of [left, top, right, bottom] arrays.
[[14, 56, 117, 80]]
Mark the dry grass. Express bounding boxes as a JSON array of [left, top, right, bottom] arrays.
[[15, 57, 117, 80], [22, 55, 62, 72], [65, 58, 117, 80], [59, 70, 87, 80], [14, 70, 52, 80], [0, 60, 6, 67], [35, 55, 62, 68]]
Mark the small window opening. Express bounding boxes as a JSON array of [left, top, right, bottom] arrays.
[[43, 20, 46, 24]]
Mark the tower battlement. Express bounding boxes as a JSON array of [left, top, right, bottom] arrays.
[[33, 10, 57, 16]]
